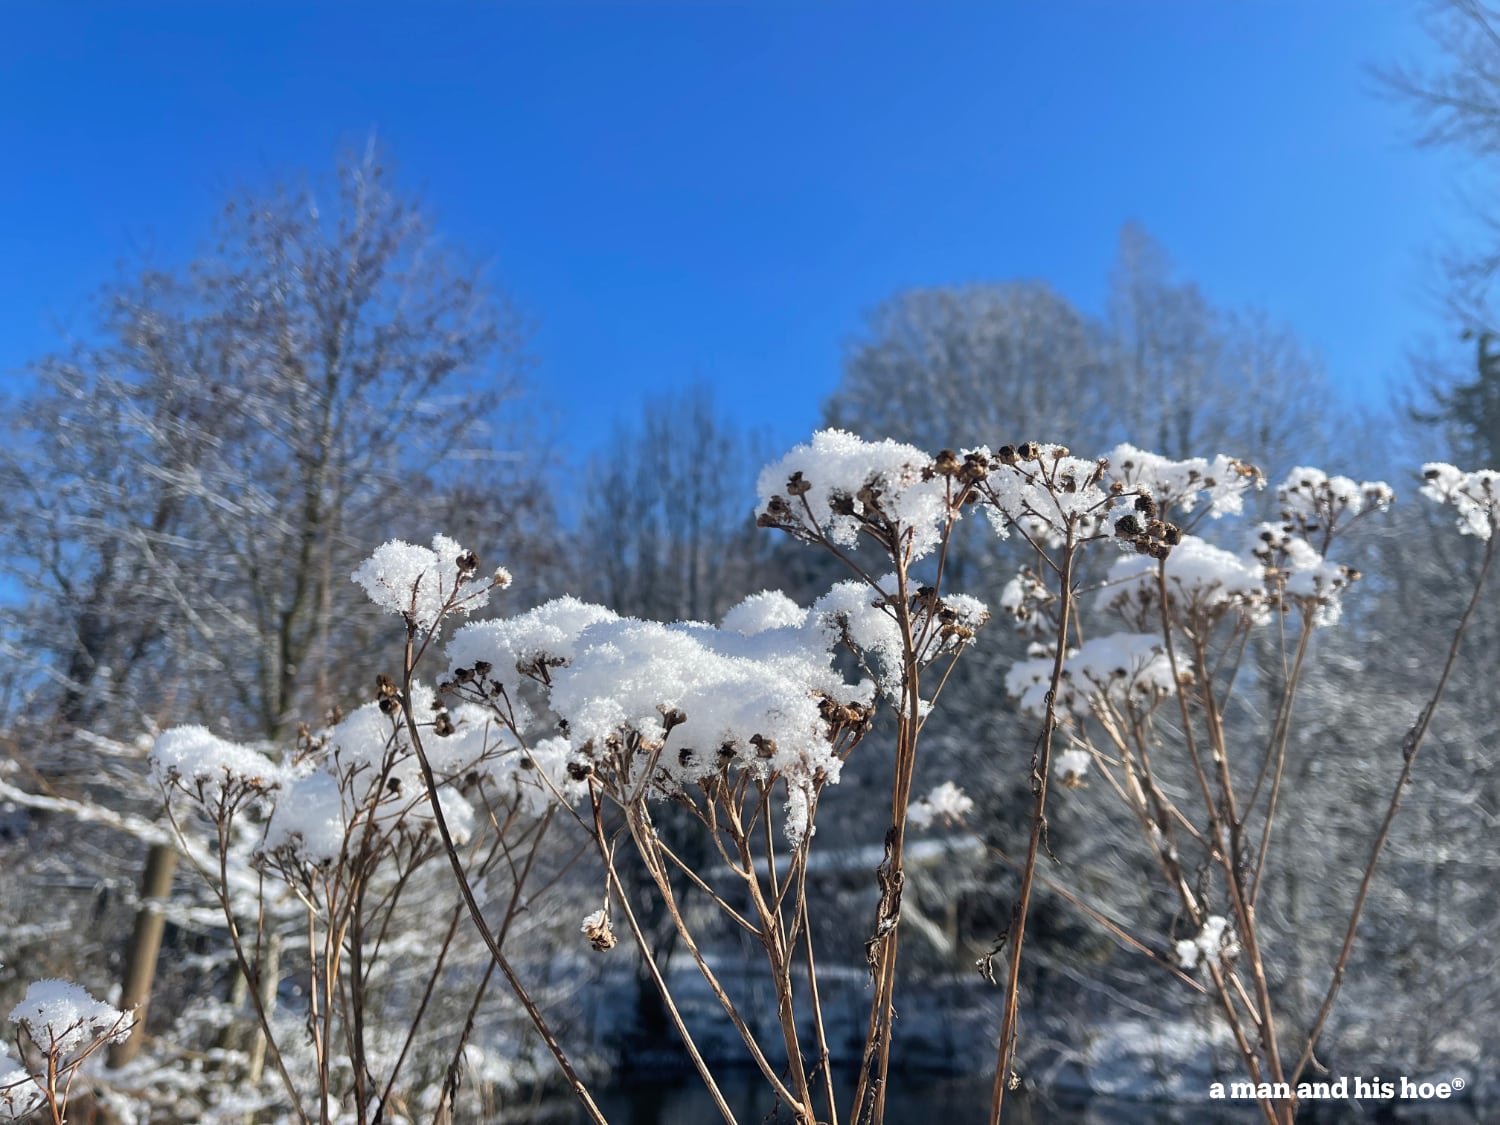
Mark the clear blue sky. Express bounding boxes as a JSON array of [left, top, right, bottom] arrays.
[[0, 2, 1472, 458]]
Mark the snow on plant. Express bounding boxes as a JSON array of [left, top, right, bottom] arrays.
[[147, 428, 1496, 1125], [1099, 534, 1266, 626], [907, 781, 975, 830], [1106, 443, 1265, 521], [755, 428, 953, 559], [1005, 632, 1179, 719], [149, 724, 283, 793], [1173, 916, 1238, 971], [1421, 462, 1500, 539], [352, 533, 510, 632], [1, 978, 132, 1124], [1053, 747, 1091, 788], [973, 442, 1117, 546], [149, 551, 572, 1125], [988, 449, 1496, 1125]]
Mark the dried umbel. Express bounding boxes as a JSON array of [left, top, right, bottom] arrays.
[[581, 909, 617, 952], [1113, 503, 1182, 559]]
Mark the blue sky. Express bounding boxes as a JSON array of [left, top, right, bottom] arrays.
[[0, 2, 1473, 458]]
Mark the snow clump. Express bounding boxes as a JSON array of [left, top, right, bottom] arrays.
[[1421, 463, 1500, 540], [352, 534, 504, 632]]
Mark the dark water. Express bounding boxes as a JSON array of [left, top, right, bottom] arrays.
[[532, 1072, 1487, 1125], [539, 1072, 1249, 1124]]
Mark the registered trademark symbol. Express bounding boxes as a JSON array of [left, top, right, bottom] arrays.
[[1452, 1077, 1466, 1091]]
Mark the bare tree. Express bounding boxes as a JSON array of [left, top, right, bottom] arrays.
[[827, 282, 1109, 452], [0, 140, 551, 1070]]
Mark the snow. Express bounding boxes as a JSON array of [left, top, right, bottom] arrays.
[[977, 443, 1115, 547], [907, 781, 974, 829], [1098, 534, 1264, 622], [809, 578, 905, 699], [755, 429, 953, 560], [1421, 462, 1500, 540], [446, 583, 888, 844], [721, 590, 808, 635], [260, 691, 495, 864], [149, 725, 281, 792], [1248, 522, 1361, 627], [262, 771, 347, 864], [1106, 443, 1264, 520], [352, 534, 499, 632], [1278, 466, 1395, 525], [1006, 633, 1177, 718], [1173, 915, 1237, 970], [1054, 747, 1091, 787], [8, 980, 130, 1055]]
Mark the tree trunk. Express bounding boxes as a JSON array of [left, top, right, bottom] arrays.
[[108, 843, 177, 1067]]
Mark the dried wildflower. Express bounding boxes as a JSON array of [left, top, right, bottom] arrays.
[[581, 909, 617, 952], [1054, 748, 1091, 789]]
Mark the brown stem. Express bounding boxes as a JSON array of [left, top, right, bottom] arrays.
[[1291, 531, 1497, 1085], [397, 625, 608, 1125], [987, 540, 1075, 1125]]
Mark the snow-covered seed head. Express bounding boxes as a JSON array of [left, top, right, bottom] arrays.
[[581, 909, 616, 952], [959, 450, 990, 483]]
